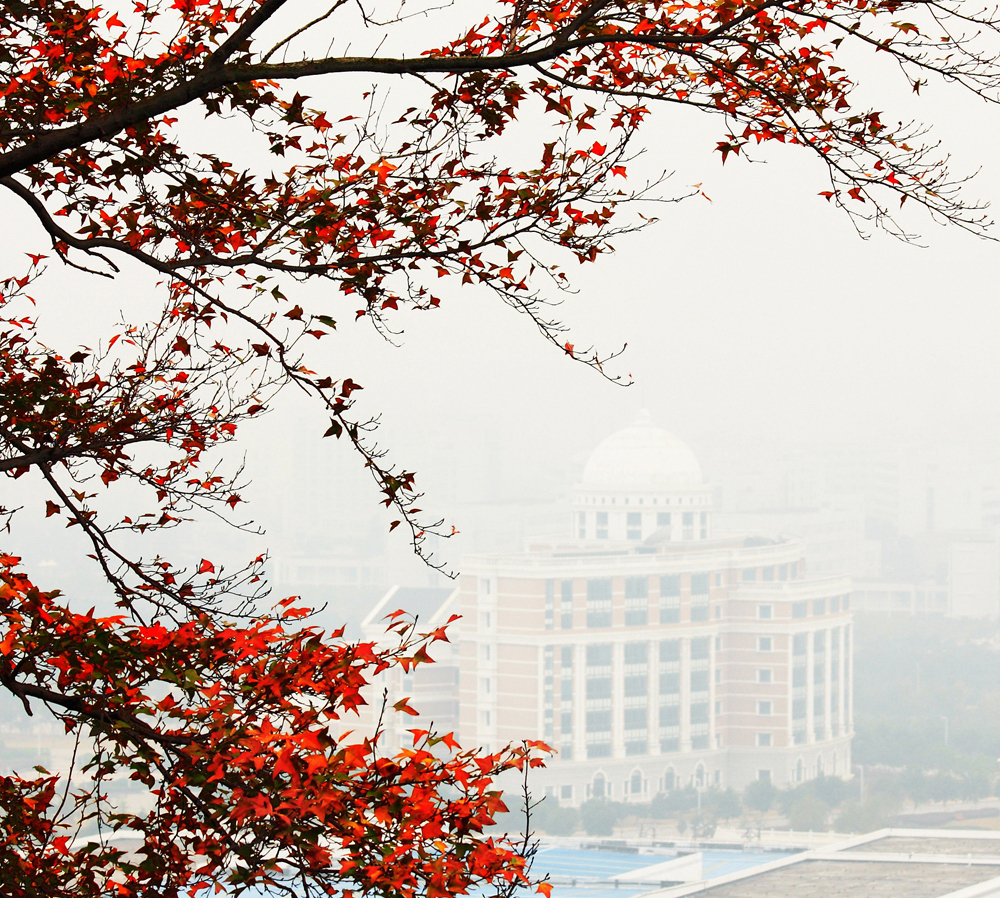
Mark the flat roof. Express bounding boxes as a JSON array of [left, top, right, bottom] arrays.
[[691, 859, 1000, 898], [847, 836, 1000, 857], [645, 829, 1000, 898]]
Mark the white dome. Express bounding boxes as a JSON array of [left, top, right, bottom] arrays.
[[582, 410, 703, 491]]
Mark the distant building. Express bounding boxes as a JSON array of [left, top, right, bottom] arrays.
[[359, 586, 460, 745], [363, 413, 854, 802]]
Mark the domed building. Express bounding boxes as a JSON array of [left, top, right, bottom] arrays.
[[454, 411, 854, 800]]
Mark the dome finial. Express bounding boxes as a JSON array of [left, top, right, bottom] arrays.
[[634, 408, 652, 426]]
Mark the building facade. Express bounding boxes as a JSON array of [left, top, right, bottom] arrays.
[[457, 412, 853, 802]]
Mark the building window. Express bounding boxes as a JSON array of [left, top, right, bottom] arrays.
[[561, 645, 573, 669], [624, 675, 647, 697], [624, 641, 648, 665], [758, 701, 772, 716], [813, 598, 827, 616], [627, 511, 642, 540], [742, 568, 757, 582], [830, 596, 840, 613], [657, 512, 671, 527], [792, 601, 808, 619], [560, 784, 573, 800], [758, 636, 773, 652], [587, 744, 611, 759], [691, 599, 709, 622], [793, 633, 807, 655], [586, 709, 612, 732], [793, 698, 806, 720], [660, 671, 680, 694], [586, 643, 613, 668], [586, 578, 612, 628], [578, 511, 586, 539], [814, 630, 825, 652], [660, 639, 680, 663], [544, 580, 555, 630], [561, 580, 573, 629], [691, 637, 710, 660], [691, 573, 709, 595], [715, 701, 722, 716], [690, 670, 709, 692], [757, 669, 772, 684], [690, 702, 709, 724], [659, 705, 680, 727], [758, 605, 773, 620], [691, 734, 710, 750], [758, 769, 771, 784], [793, 667, 807, 687], [625, 576, 648, 626], [561, 680, 573, 701], [762, 566, 774, 581], [660, 574, 681, 624], [715, 668, 722, 684], [757, 733, 772, 747], [624, 708, 647, 730], [778, 564, 788, 581], [661, 737, 680, 753], [596, 511, 608, 539]]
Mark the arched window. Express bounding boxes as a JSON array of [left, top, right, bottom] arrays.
[[694, 764, 706, 789], [663, 768, 676, 792], [817, 756, 824, 777], [832, 754, 838, 775], [593, 772, 606, 800], [630, 769, 643, 796], [796, 758, 804, 783]]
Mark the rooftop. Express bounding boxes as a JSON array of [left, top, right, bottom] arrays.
[[580, 410, 704, 493], [646, 829, 1000, 898]]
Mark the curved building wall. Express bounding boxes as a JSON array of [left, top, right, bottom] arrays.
[[458, 535, 853, 803]]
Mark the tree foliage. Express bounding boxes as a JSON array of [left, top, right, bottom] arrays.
[[3, 0, 1000, 894]]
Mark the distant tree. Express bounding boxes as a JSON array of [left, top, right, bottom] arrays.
[[744, 779, 778, 814], [580, 799, 622, 837], [833, 796, 900, 834], [6, 0, 1000, 894], [533, 800, 580, 836], [788, 794, 829, 832], [651, 786, 700, 818], [707, 788, 741, 822], [961, 773, 991, 804]]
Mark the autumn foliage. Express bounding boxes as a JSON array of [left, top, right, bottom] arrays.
[[2, 0, 1000, 894]]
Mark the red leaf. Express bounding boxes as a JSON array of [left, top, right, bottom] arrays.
[[199, 559, 215, 574]]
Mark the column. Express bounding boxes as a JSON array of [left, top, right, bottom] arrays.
[[611, 641, 625, 758], [573, 643, 587, 761], [805, 628, 815, 744], [679, 637, 691, 752], [823, 629, 832, 740], [649, 637, 660, 755]]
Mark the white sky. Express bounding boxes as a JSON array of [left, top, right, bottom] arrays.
[[3, 3, 1000, 591]]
